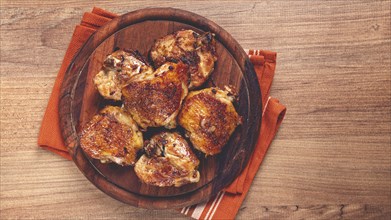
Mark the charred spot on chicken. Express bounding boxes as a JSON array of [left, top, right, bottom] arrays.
[[93, 49, 154, 100], [135, 132, 200, 187], [149, 29, 217, 89]]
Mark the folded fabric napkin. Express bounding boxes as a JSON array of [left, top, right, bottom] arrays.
[[179, 51, 286, 219], [38, 7, 286, 220], [38, 7, 116, 160]]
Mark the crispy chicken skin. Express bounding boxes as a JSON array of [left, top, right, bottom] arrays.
[[178, 87, 241, 155], [93, 49, 154, 100], [149, 29, 217, 89], [135, 132, 200, 187], [122, 62, 189, 130], [79, 106, 143, 166]]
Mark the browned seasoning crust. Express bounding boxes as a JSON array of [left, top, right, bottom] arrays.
[[122, 62, 189, 129], [178, 87, 241, 155], [82, 30, 242, 188], [135, 132, 200, 187], [93, 49, 154, 100], [149, 29, 217, 89], [79, 106, 144, 166]]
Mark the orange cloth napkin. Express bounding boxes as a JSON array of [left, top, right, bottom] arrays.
[[38, 7, 116, 160], [179, 50, 286, 219], [38, 8, 286, 220]]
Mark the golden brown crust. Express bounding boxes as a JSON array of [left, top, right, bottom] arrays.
[[134, 132, 200, 187], [178, 87, 241, 155], [122, 62, 189, 129], [149, 29, 217, 89], [93, 49, 154, 100], [79, 106, 143, 166]]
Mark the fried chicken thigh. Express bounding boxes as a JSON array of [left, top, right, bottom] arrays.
[[93, 49, 153, 100], [135, 132, 200, 187], [150, 29, 217, 89], [178, 87, 241, 155], [80, 106, 143, 166], [122, 62, 189, 130]]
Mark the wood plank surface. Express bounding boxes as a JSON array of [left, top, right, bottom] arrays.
[[1, 0, 390, 219]]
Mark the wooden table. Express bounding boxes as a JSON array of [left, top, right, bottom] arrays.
[[1, 1, 390, 219]]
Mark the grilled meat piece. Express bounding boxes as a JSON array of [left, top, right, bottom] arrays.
[[79, 106, 143, 166], [135, 132, 200, 187], [178, 87, 241, 155], [93, 49, 154, 100], [122, 62, 189, 130], [149, 29, 217, 89]]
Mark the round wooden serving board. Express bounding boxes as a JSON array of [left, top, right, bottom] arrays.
[[59, 8, 262, 209]]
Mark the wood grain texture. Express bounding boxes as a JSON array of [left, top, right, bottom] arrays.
[[1, 0, 390, 219], [59, 8, 261, 209]]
